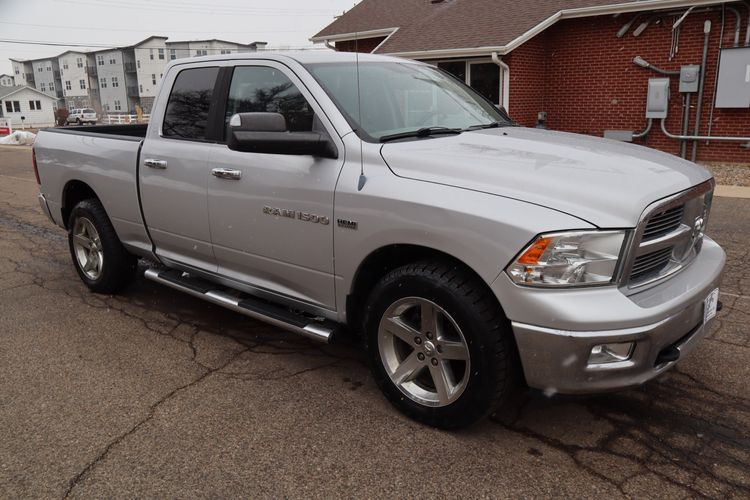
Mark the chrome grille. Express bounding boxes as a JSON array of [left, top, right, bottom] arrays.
[[642, 205, 684, 241], [630, 246, 673, 281], [624, 181, 714, 290]]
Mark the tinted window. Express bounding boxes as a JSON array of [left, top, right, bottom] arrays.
[[163, 67, 218, 140], [224, 66, 314, 137]]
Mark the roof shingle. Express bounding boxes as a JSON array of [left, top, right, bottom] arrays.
[[313, 0, 707, 54]]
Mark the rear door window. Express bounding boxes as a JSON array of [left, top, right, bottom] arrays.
[[163, 67, 219, 140]]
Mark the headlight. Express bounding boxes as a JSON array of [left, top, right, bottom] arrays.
[[507, 230, 626, 287]]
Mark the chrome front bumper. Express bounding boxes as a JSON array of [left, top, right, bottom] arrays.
[[498, 237, 725, 395]]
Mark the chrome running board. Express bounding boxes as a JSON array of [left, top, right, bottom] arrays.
[[143, 268, 337, 343]]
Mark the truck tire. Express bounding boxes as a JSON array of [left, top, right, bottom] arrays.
[[67, 199, 137, 294], [363, 261, 519, 429]]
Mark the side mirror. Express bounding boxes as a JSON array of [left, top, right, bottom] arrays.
[[227, 112, 337, 159]]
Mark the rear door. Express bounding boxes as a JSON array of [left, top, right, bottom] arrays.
[[139, 64, 220, 272], [205, 62, 344, 309]]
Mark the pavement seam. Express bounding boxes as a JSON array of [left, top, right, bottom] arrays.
[[60, 348, 249, 499]]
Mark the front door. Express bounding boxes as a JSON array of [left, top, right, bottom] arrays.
[[206, 63, 344, 309], [139, 65, 220, 272]]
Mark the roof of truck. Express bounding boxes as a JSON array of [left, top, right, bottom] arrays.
[[171, 49, 417, 66]]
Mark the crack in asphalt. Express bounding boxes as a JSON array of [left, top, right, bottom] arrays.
[[60, 348, 250, 499]]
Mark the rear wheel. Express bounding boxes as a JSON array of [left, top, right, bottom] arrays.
[[67, 199, 137, 294], [363, 260, 519, 429]]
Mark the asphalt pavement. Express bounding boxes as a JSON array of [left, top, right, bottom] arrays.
[[1, 144, 748, 498]]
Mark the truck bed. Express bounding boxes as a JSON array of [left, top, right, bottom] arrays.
[[43, 124, 148, 141], [35, 124, 152, 255]]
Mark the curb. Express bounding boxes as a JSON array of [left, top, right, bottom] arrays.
[[715, 185, 750, 199]]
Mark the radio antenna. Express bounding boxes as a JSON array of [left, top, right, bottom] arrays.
[[355, 34, 367, 191]]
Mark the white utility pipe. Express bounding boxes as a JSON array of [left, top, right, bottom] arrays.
[[661, 119, 750, 142], [491, 52, 511, 112]]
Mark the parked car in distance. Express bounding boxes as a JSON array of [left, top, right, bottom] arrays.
[[66, 108, 97, 125], [32, 51, 725, 429]]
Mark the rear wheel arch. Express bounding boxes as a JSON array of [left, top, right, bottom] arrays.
[[61, 180, 99, 230]]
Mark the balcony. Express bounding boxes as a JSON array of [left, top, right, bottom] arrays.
[[25, 73, 35, 84], [56, 90, 64, 98], [126, 86, 139, 97], [54, 70, 61, 78], [124, 62, 137, 73], [87, 66, 97, 75]]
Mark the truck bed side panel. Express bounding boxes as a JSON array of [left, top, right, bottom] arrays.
[[35, 130, 153, 255]]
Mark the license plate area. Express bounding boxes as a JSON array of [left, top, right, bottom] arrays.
[[704, 288, 720, 323]]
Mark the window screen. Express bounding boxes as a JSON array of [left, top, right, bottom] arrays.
[[224, 66, 314, 138], [162, 67, 219, 140]]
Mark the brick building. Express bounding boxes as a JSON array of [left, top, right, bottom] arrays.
[[312, 0, 750, 164]]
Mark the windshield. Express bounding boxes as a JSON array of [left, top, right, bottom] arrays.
[[305, 61, 511, 142], [83, 109, 95, 113]]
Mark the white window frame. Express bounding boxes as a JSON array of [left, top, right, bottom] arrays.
[[431, 58, 508, 109]]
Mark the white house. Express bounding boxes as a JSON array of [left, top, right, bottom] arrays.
[[0, 86, 58, 127], [0, 74, 15, 87]]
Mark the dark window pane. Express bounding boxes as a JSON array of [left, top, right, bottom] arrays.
[[437, 61, 466, 82], [469, 63, 500, 105], [225, 66, 314, 138], [163, 67, 219, 140]]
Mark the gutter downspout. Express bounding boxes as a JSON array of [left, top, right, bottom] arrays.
[[691, 20, 712, 162], [324, 40, 335, 50], [491, 52, 511, 111]]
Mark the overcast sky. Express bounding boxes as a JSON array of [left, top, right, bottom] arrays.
[[0, 0, 359, 75]]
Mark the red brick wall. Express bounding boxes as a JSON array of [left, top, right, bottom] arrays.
[[505, 35, 547, 128], [335, 37, 387, 53], [516, 11, 750, 163]]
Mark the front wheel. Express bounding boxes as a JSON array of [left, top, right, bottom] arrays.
[[67, 199, 137, 294], [363, 261, 519, 429]]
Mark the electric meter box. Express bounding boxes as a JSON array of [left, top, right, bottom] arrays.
[[646, 78, 670, 119], [715, 47, 750, 108], [679, 65, 700, 93]]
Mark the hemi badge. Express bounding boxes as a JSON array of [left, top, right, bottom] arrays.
[[337, 219, 358, 230]]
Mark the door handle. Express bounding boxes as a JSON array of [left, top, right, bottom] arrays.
[[211, 167, 242, 180], [144, 159, 167, 169]]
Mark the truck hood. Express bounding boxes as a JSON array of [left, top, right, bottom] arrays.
[[380, 127, 712, 228]]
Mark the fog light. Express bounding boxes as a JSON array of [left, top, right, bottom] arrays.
[[589, 342, 634, 364]]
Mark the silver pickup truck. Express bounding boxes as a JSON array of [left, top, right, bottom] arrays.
[[33, 51, 725, 428]]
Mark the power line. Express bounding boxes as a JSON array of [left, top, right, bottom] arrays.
[[0, 39, 116, 49], [0, 21, 311, 35], [53, 0, 334, 16]]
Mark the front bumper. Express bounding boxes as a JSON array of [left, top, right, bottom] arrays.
[[494, 237, 725, 395]]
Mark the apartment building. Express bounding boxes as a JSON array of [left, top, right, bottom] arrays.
[[133, 36, 169, 113], [165, 39, 264, 59], [0, 74, 15, 86], [10, 59, 35, 88], [58, 50, 100, 112], [92, 46, 139, 114], [6, 36, 267, 118], [30, 57, 63, 107]]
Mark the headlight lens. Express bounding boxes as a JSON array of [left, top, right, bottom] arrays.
[[507, 230, 626, 287]]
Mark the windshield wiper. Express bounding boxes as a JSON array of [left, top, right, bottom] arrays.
[[465, 122, 502, 131], [380, 126, 462, 143]]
